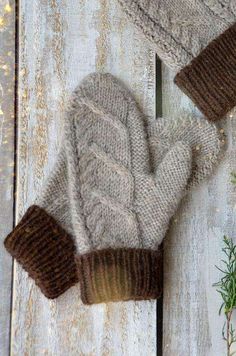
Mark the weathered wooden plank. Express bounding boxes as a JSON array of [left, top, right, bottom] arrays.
[[162, 66, 234, 355], [0, 1, 15, 355], [11, 1, 157, 355]]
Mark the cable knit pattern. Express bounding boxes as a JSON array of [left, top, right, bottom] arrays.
[[4, 73, 224, 303], [203, 0, 236, 22], [65, 73, 193, 251], [118, 0, 236, 120], [118, 0, 231, 70]]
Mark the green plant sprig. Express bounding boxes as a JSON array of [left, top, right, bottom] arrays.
[[214, 236, 236, 356], [231, 172, 236, 185]]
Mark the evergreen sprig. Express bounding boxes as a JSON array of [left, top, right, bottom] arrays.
[[214, 236, 236, 356], [231, 172, 236, 185]]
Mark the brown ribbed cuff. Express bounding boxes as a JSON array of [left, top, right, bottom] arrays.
[[4, 205, 79, 299], [77, 248, 163, 305], [175, 23, 236, 121]]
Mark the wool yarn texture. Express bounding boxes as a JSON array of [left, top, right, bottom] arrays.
[[147, 115, 224, 189], [118, 0, 236, 121], [5, 73, 223, 304]]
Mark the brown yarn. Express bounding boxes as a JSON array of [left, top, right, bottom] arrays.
[[4, 205, 79, 299], [76, 248, 163, 304], [175, 23, 236, 121]]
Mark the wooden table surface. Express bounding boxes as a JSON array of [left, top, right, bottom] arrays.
[[0, 1, 235, 355]]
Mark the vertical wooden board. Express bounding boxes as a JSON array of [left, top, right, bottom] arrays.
[[0, 1, 15, 355], [162, 66, 235, 355], [12, 1, 157, 355]]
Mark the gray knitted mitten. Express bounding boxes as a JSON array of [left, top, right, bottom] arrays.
[[69, 73, 222, 304], [118, 0, 236, 121], [72, 73, 192, 304], [4, 73, 223, 303], [4, 154, 79, 299]]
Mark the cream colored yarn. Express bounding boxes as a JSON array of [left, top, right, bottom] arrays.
[[118, 0, 236, 70], [36, 73, 223, 254], [148, 115, 224, 189]]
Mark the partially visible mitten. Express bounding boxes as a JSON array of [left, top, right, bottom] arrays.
[[118, 0, 236, 121], [4, 136, 80, 299], [71, 73, 192, 304]]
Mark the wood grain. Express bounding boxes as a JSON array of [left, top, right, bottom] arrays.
[[11, 1, 157, 355], [162, 66, 235, 356], [0, 1, 15, 355]]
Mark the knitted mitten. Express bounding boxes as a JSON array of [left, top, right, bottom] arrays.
[[118, 0, 236, 121], [4, 140, 81, 299], [69, 73, 222, 304], [5, 73, 223, 302], [72, 73, 192, 304]]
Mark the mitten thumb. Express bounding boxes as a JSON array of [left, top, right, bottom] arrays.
[[148, 115, 223, 189], [136, 142, 192, 249], [154, 141, 192, 221]]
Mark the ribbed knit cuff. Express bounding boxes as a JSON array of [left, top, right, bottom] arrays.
[[77, 248, 163, 305], [175, 23, 236, 121], [4, 205, 79, 299]]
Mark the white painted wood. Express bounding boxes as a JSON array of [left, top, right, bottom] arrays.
[[0, 1, 15, 355], [11, 1, 157, 355], [162, 65, 235, 356]]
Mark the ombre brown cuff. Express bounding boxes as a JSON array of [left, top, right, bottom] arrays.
[[175, 23, 236, 121], [4, 205, 79, 299], [77, 248, 163, 305]]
